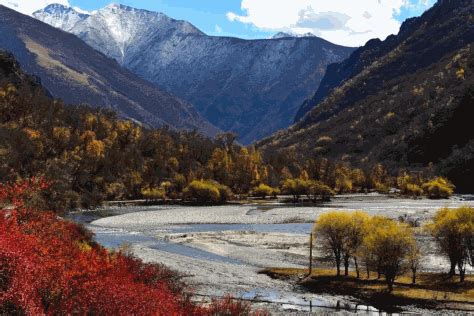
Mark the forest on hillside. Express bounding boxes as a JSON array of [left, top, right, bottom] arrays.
[[0, 78, 455, 210]]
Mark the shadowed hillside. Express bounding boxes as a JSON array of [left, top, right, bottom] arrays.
[[259, 0, 474, 192]]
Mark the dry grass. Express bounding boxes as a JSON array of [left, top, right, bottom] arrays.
[[21, 35, 90, 86], [260, 267, 474, 311]]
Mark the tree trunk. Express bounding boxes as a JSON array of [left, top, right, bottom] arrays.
[[344, 255, 350, 276], [366, 263, 370, 279], [448, 256, 457, 277], [377, 267, 381, 280], [411, 268, 416, 284], [354, 257, 360, 279], [458, 261, 466, 283], [335, 255, 341, 276], [387, 279, 394, 292]]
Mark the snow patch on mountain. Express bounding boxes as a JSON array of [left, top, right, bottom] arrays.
[[272, 32, 317, 39], [33, 3, 353, 143], [35, 3, 204, 63], [33, 4, 88, 31]]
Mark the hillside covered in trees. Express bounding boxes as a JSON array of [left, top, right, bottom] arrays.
[[0, 49, 461, 210], [0, 5, 217, 136], [259, 0, 474, 192]]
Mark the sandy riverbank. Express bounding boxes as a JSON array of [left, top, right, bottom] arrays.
[[88, 195, 474, 314]]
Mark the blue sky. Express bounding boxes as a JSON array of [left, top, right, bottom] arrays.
[[70, 0, 436, 46], [70, 0, 273, 39], [2, 0, 437, 46]]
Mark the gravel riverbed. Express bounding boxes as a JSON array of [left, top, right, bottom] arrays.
[[85, 195, 474, 314]]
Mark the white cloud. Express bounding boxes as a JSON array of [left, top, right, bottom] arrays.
[[0, 0, 70, 16], [215, 24, 223, 33], [227, 0, 431, 46]]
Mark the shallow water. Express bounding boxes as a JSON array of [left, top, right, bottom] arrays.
[[71, 196, 474, 314], [88, 225, 246, 265]]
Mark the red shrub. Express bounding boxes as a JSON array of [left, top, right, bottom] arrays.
[[0, 179, 264, 315]]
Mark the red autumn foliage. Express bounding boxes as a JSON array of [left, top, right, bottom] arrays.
[[0, 179, 264, 315]]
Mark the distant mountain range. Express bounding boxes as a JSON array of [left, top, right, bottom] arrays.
[[33, 3, 354, 143], [259, 0, 474, 191], [0, 5, 218, 136], [271, 32, 317, 39]]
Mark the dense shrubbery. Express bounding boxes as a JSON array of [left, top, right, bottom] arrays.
[[422, 177, 455, 199], [183, 180, 233, 203], [141, 186, 167, 201], [0, 180, 264, 315], [251, 184, 279, 199], [281, 178, 334, 201], [397, 172, 454, 199], [0, 181, 193, 314], [0, 81, 458, 210]]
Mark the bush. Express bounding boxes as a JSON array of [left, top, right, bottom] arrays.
[[251, 184, 279, 199], [309, 180, 335, 200], [405, 183, 423, 197], [374, 182, 390, 194], [0, 180, 196, 315], [0, 179, 262, 315], [183, 180, 232, 203], [280, 178, 310, 200], [141, 187, 166, 200], [422, 177, 455, 199]]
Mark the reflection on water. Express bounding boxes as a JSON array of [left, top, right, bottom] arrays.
[[240, 288, 386, 314]]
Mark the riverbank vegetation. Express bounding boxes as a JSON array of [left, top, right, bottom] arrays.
[[0, 179, 267, 315], [261, 268, 474, 312], [312, 209, 473, 290], [0, 83, 457, 210], [261, 207, 474, 311]]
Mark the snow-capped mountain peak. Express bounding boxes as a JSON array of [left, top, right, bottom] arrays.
[[272, 31, 317, 39], [34, 3, 204, 62], [31, 3, 353, 143], [33, 4, 88, 32]]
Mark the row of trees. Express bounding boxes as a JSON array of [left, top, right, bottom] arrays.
[[313, 211, 420, 291], [313, 207, 473, 291], [0, 83, 456, 209]]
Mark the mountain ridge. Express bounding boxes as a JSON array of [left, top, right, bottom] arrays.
[[0, 5, 218, 136], [294, 0, 473, 123], [258, 0, 474, 191], [34, 3, 354, 144]]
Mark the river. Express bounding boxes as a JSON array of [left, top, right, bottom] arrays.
[[69, 194, 474, 314]]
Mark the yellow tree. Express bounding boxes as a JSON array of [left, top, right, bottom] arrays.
[[364, 218, 415, 291], [313, 211, 352, 276], [334, 163, 353, 193], [428, 207, 474, 282], [345, 211, 371, 278], [407, 241, 422, 284], [207, 148, 232, 185]]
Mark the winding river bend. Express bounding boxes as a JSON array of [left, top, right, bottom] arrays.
[[70, 194, 474, 314]]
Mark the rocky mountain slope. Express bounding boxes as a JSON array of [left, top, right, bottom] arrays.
[[295, 0, 473, 123], [34, 3, 354, 143], [0, 50, 46, 93], [0, 5, 217, 136], [259, 0, 474, 191]]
